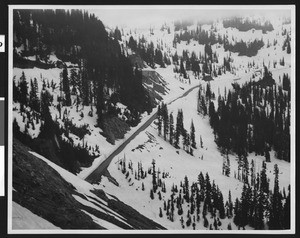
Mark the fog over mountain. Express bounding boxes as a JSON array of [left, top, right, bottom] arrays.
[[89, 6, 291, 28]]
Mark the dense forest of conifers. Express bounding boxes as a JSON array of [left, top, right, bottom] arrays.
[[222, 17, 274, 33], [153, 80, 290, 230], [173, 26, 265, 57], [13, 9, 154, 173], [198, 67, 290, 162], [13, 9, 153, 117], [153, 105, 290, 229]]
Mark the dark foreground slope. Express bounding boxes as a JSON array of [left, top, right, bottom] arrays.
[[12, 138, 165, 230]]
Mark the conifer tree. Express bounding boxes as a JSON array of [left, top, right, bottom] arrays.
[[13, 79, 21, 102], [174, 109, 182, 148], [162, 104, 169, 140], [233, 198, 241, 227], [62, 67, 71, 106], [283, 185, 290, 229], [157, 104, 162, 136], [19, 71, 28, 106], [227, 223, 232, 230], [240, 183, 251, 229], [203, 216, 209, 228], [269, 164, 283, 229], [96, 79, 104, 127], [169, 112, 174, 145], [150, 189, 154, 200], [218, 192, 225, 219], [250, 159, 256, 186], [225, 153, 231, 176], [29, 78, 40, 112], [152, 159, 157, 192], [286, 40, 291, 54], [159, 207, 163, 217], [190, 120, 196, 149], [228, 190, 233, 218]]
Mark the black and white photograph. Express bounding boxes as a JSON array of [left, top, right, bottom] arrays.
[[6, 5, 296, 234]]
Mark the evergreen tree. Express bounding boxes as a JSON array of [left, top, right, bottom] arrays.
[[69, 68, 78, 94], [227, 223, 232, 230], [240, 183, 251, 229], [218, 192, 225, 219], [39, 90, 56, 139], [19, 71, 28, 106], [157, 104, 162, 136], [174, 109, 182, 148], [169, 112, 174, 145], [142, 182, 145, 191], [13, 79, 21, 102], [283, 185, 290, 229], [150, 189, 154, 200], [225, 153, 231, 176], [250, 159, 256, 186], [265, 146, 271, 162], [260, 161, 269, 196], [203, 216, 209, 228], [286, 40, 291, 54], [96, 79, 104, 127], [162, 104, 169, 141], [200, 135, 203, 148], [81, 68, 89, 106], [190, 120, 196, 149], [269, 164, 283, 229], [159, 207, 163, 217], [233, 198, 241, 228], [152, 159, 157, 192], [62, 67, 71, 106], [228, 190, 233, 218], [29, 78, 40, 112]]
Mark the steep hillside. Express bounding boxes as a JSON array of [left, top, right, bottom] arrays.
[[12, 9, 157, 174], [12, 138, 166, 230]]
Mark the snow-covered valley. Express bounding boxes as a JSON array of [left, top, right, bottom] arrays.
[[10, 7, 294, 232]]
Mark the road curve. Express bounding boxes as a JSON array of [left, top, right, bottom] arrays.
[[85, 84, 200, 184]]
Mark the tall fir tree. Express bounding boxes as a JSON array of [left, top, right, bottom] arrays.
[[62, 67, 71, 106], [157, 104, 162, 136], [29, 78, 40, 112], [169, 112, 174, 145], [269, 164, 283, 229], [19, 71, 28, 106], [190, 120, 196, 149]]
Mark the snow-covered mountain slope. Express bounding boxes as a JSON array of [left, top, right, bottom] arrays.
[[12, 10, 292, 231], [12, 53, 201, 178], [12, 138, 165, 230], [95, 85, 290, 230]]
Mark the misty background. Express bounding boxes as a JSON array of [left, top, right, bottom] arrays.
[[88, 6, 291, 29]]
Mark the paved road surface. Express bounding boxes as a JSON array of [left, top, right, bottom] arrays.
[[85, 84, 200, 184]]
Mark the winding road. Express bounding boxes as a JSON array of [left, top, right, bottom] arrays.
[[84, 65, 291, 184], [85, 84, 200, 184]]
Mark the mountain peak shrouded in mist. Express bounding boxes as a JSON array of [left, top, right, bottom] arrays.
[[88, 7, 291, 29]]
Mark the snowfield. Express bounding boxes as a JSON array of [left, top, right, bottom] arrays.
[[95, 86, 290, 230]]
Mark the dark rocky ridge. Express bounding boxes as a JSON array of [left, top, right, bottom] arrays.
[[13, 138, 166, 230]]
